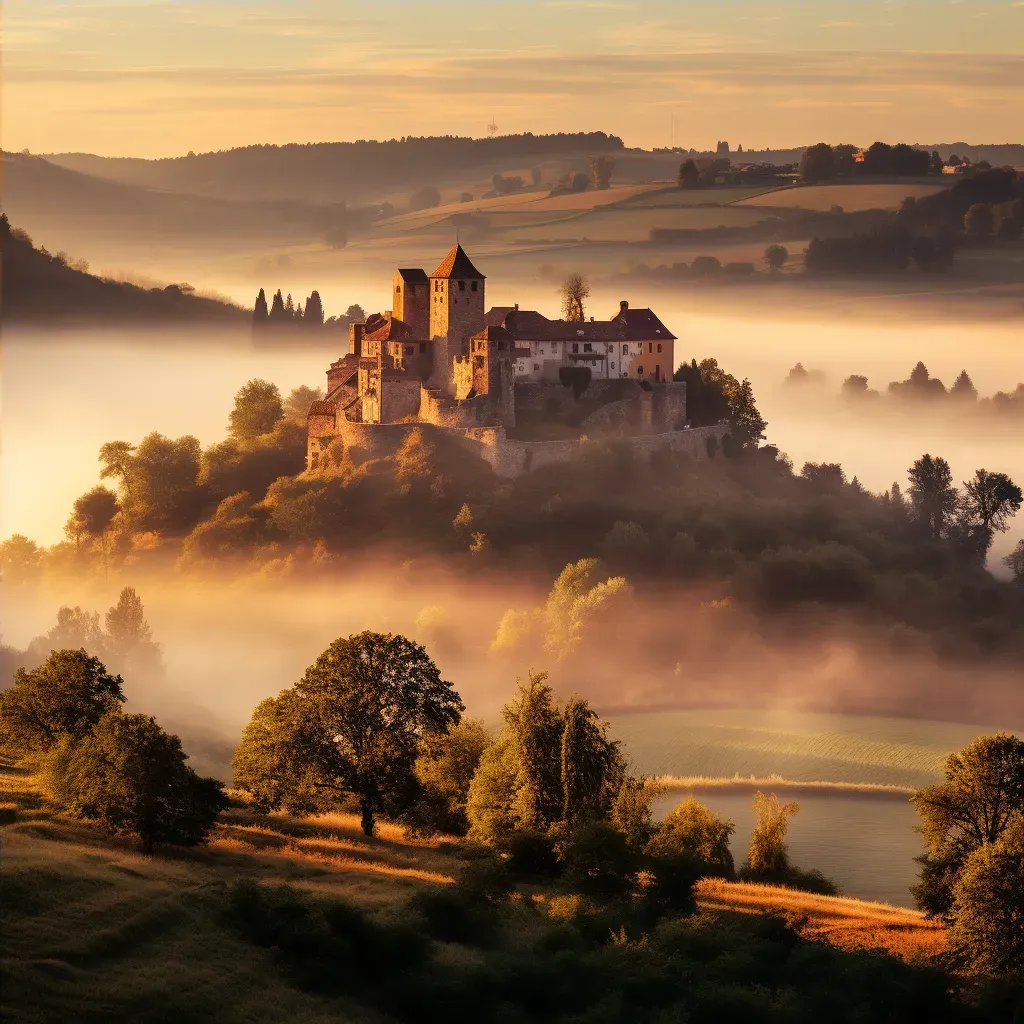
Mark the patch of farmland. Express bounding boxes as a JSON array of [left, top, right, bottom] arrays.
[[621, 186, 786, 208], [607, 707, 1002, 789], [737, 182, 946, 212]]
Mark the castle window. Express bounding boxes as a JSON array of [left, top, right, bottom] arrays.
[[622, 344, 628, 354], [471, 281, 478, 292], [637, 365, 644, 374], [396, 285, 401, 294], [533, 363, 539, 372], [583, 343, 592, 353], [611, 362, 615, 369], [657, 343, 662, 353], [572, 343, 579, 353], [649, 343, 653, 353], [458, 280, 465, 291]]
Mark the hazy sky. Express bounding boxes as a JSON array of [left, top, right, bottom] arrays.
[[4, 0, 1023, 157]]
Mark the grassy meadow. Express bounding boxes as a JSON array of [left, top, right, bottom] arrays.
[[1, 760, 949, 1023]]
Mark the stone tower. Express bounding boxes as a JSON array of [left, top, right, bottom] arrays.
[[428, 243, 485, 394], [392, 268, 429, 339]]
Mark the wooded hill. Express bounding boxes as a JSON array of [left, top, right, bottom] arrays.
[[43, 133, 626, 204], [0, 215, 245, 325]]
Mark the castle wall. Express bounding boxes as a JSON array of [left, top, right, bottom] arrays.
[[429, 276, 485, 394], [393, 274, 429, 338], [650, 381, 687, 432], [380, 378, 422, 423], [453, 356, 474, 401]]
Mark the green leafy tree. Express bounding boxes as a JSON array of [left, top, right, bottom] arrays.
[[128, 433, 203, 534], [560, 695, 624, 823], [229, 379, 284, 441], [0, 649, 124, 753], [726, 378, 767, 450], [466, 673, 624, 844], [947, 811, 1024, 979], [799, 143, 837, 184], [678, 159, 699, 188], [912, 733, 1024, 919], [907, 454, 957, 540], [589, 155, 615, 190], [964, 203, 994, 238], [98, 440, 136, 501], [65, 485, 120, 557], [283, 385, 324, 421], [402, 718, 489, 836], [105, 587, 162, 675], [763, 244, 788, 271], [610, 775, 661, 850], [0, 534, 43, 585], [1004, 539, 1024, 583], [47, 713, 227, 853], [647, 796, 736, 878], [955, 470, 1022, 561], [744, 791, 799, 878], [233, 632, 463, 835]]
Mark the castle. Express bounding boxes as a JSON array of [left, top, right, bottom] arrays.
[[307, 244, 727, 476]]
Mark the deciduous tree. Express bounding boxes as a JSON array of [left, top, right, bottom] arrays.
[[0, 649, 124, 753], [907, 454, 957, 540], [647, 796, 736, 878], [233, 632, 463, 835], [229, 379, 284, 441], [559, 272, 590, 322], [912, 733, 1024, 919], [47, 713, 227, 853]]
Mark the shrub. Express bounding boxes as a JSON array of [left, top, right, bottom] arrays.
[[553, 819, 639, 897], [646, 796, 736, 878]]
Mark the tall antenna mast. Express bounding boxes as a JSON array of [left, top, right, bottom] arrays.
[[487, 116, 498, 138]]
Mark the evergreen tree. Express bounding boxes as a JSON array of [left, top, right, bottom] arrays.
[[950, 370, 978, 402], [269, 290, 286, 322], [253, 288, 269, 327], [305, 290, 325, 327], [285, 293, 295, 317]]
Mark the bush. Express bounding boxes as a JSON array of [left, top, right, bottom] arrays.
[[646, 796, 736, 878], [502, 829, 561, 879], [46, 713, 227, 852], [553, 819, 639, 898]]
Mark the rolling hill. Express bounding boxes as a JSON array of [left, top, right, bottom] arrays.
[[1, 214, 246, 324]]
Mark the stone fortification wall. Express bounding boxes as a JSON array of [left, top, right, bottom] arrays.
[[322, 419, 728, 478], [381, 378, 421, 423], [514, 379, 638, 422], [651, 382, 687, 432]]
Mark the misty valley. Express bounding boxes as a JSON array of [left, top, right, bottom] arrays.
[[3, 106, 1024, 1022]]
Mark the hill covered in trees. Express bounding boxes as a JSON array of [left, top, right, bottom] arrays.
[[0, 214, 245, 325], [44, 133, 626, 204]]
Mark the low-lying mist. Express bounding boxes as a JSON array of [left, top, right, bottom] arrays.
[[6, 558, 1021, 782]]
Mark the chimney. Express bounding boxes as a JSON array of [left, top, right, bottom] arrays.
[[619, 300, 629, 312], [350, 322, 364, 357]]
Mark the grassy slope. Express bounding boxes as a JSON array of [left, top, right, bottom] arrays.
[[1, 763, 944, 1023]]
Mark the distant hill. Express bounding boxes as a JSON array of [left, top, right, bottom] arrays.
[[43, 133, 625, 204], [1, 214, 245, 324], [0, 152, 345, 253]]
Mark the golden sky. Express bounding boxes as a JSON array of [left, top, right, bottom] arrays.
[[4, 0, 1023, 156]]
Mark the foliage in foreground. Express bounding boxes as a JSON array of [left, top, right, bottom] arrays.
[[221, 878, 981, 1024]]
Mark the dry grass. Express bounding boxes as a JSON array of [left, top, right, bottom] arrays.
[[737, 182, 946, 212], [697, 877, 946, 958]]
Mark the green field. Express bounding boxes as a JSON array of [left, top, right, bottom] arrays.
[[608, 709, 1002, 789]]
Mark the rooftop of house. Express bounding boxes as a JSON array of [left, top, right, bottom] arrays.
[[611, 301, 677, 341], [430, 243, 486, 281], [363, 314, 416, 345], [396, 268, 429, 284]]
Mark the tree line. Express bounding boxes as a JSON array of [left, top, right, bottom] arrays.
[[252, 288, 365, 333]]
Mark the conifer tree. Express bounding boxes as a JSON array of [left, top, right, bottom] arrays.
[[269, 289, 286, 322], [305, 290, 325, 327], [285, 293, 294, 317], [253, 288, 269, 327], [950, 370, 978, 402]]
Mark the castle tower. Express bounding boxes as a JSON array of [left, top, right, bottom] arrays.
[[428, 243, 485, 393], [392, 268, 429, 339]]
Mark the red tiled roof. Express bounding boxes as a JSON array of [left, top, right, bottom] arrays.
[[430, 243, 485, 280], [503, 308, 626, 342], [307, 400, 337, 417], [363, 316, 416, 344], [610, 306, 677, 341]]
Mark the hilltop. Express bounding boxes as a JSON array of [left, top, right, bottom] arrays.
[[0, 214, 246, 325]]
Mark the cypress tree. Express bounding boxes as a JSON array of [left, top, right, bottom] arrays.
[[252, 288, 269, 327], [269, 289, 286, 322], [305, 290, 325, 328], [285, 293, 295, 317]]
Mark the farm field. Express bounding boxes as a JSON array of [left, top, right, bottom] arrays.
[[737, 182, 946, 212], [619, 185, 785, 208]]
